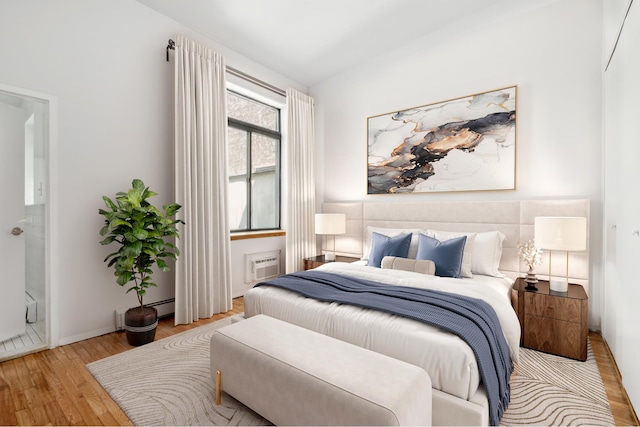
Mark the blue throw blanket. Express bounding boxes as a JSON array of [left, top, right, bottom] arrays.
[[256, 270, 512, 426]]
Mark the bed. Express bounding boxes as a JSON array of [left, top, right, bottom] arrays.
[[244, 199, 591, 426]]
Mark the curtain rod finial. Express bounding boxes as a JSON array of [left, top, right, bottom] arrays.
[[166, 39, 175, 62]]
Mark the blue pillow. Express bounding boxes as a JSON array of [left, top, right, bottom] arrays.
[[367, 232, 412, 268], [416, 234, 467, 278]]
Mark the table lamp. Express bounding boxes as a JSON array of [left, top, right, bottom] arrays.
[[315, 213, 346, 261], [534, 216, 587, 292]]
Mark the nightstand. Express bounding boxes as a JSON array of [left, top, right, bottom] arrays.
[[303, 255, 360, 271], [513, 278, 588, 361]]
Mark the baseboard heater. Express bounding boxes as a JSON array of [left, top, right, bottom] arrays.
[[114, 298, 176, 331]]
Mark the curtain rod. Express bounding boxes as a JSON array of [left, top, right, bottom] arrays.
[[166, 39, 286, 98]]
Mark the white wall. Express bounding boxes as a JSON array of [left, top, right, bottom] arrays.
[[603, 0, 640, 412], [0, 0, 302, 345], [310, 0, 604, 328]]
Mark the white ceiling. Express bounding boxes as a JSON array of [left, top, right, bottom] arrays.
[[139, 0, 557, 87]]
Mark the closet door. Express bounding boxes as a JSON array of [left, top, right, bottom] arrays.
[[604, 0, 640, 411]]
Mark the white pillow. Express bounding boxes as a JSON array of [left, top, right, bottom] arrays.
[[425, 230, 476, 278], [362, 226, 421, 261], [471, 231, 506, 277]]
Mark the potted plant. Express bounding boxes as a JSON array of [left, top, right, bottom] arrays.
[[99, 179, 183, 346]]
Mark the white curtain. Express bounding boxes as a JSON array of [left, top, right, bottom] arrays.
[[174, 35, 232, 324], [286, 88, 317, 273]]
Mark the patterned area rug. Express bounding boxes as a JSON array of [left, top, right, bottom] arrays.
[[501, 344, 614, 426], [87, 316, 267, 426], [87, 316, 613, 426]]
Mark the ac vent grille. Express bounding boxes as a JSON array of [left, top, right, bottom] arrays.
[[245, 250, 281, 283]]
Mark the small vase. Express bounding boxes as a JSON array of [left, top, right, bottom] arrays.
[[524, 266, 538, 283], [524, 266, 538, 291]]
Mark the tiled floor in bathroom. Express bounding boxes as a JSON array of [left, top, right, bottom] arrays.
[[0, 320, 46, 353]]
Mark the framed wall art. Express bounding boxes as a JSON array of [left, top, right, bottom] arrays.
[[367, 86, 516, 194]]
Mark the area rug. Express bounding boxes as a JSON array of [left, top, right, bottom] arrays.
[[501, 344, 614, 426], [87, 316, 614, 426], [87, 315, 268, 426]]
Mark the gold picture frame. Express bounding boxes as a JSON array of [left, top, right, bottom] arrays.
[[367, 86, 517, 194]]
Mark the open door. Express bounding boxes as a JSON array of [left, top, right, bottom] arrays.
[[0, 101, 26, 342]]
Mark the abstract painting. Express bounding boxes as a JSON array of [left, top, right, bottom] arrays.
[[367, 86, 516, 194]]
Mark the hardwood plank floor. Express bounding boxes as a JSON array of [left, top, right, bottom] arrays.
[[0, 298, 637, 426], [0, 297, 244, 426], [589, 332, 639, 426]]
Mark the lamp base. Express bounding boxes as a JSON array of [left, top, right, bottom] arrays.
[[549, 279, 568, 293], [324, 252, 336, 262]]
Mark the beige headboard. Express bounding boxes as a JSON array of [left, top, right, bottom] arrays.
[[322, 199, 590, 292]]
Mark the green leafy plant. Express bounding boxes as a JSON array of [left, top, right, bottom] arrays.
[[99, 179, 183, 308]]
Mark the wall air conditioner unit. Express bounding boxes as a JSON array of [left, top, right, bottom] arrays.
[[245, 250, 281, 283]]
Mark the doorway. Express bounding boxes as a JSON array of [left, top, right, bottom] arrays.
[[0, 84, 58, 361]]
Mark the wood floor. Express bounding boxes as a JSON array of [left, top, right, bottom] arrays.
[[590, 332, 639, 425], [0, 297, 637, 426]]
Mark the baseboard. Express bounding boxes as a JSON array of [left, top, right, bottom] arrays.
[[59, 325, 117, 346], [602, 335, 640, 426], [602, 335, 623, 380]]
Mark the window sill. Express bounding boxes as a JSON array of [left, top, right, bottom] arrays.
[[230, 230, 286, 241]]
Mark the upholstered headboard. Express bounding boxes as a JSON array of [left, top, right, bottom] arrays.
[[322, 199, 590, 292]]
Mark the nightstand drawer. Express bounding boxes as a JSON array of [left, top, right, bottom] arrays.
[[524, 292, 582, 323], [303, 259, 325, 270], [524, 314, 584, 360], [513, 278, 588, 361]]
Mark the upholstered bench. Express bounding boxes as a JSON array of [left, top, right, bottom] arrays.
[[210, 314, 432, 426]]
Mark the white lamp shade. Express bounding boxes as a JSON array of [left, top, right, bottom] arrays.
[[315, 213, 346, 235], [534, 216, 587, 251]]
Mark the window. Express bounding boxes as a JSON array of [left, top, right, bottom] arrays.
[[227, 91, 281, 232]]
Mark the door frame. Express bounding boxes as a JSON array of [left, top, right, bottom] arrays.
[[0, 83, 59, 349]]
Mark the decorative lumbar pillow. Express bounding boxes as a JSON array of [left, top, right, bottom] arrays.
[[367, 232, 412, 268], [381, 256, 436, 275], [416, 234, 467, 278], [471, 231, 506, 277], [425, 230, 476, 278], [362, 226, 421, 261]]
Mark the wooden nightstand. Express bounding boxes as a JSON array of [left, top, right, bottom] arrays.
[[303, 255, 360, 271], [513, 278, 588, 361]]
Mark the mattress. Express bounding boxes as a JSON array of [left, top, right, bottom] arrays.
[[244, 261, 520, 401]]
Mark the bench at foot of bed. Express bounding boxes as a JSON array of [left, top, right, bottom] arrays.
[[210, 314, 432, 426]]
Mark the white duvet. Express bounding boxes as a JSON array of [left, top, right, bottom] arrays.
[[244, 262, 520, 401]]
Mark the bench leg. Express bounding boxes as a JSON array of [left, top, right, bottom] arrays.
[[216, 370, 222, 405]]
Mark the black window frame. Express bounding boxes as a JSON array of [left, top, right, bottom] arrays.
[[227, 90, 282, 233]]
